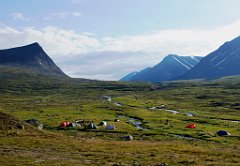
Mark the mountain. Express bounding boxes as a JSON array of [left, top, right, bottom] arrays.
[[176, 36, 240, 80], [119, 71, 138, 81], [130, 67, 152, 81], [121, 55, 202, 83], [0, 43, 67, 77], [120, 67, 152, 82]]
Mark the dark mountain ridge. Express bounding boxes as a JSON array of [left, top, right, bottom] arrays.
[[121, 54, 202, 82], [0, 43, 67, 77], [176, 36, 240, 80]]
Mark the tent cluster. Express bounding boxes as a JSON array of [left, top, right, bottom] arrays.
[[59, 120, 117, 131], [86, 122, 116, 130], [59, 120, 83, 129]]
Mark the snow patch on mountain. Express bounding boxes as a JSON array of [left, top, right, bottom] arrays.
[[172, 56, 191, 70]]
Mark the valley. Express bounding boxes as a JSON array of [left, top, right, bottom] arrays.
[[1, 1, 240, 165], [0, 73, 239, 165]]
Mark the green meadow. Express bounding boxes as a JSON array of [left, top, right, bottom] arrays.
[[0, 71, 239, 165]]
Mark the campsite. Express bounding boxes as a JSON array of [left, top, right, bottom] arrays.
[[1, 0, 240, 165], [0, 74, 239, 165]]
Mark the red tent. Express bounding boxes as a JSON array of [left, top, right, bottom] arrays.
[[60, 122, 71, 128], [186, 123, 196, 129]]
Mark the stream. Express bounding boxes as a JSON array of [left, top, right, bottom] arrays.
[[150, 107, 194, 117], [118, 115, 148, 130]]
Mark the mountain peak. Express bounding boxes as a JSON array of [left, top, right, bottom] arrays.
[[165, 54, 178, 59], [0, 43, 67, 77], [120, 55, 202, 82], [27, 42, 41, 47], [1, 42, 41, 51], [176, 35, 240, 80]]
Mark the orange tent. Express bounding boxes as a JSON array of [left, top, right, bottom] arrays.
[[186, 123, 196, 129]]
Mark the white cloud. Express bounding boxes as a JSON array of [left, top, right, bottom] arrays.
[[43, 12, 82, 20], [0, 20, 240, 80], [100, 21, 240, 56], [0, 26, 100, 59], [11, 13, 30, 22], [60, 51, 154, 80]]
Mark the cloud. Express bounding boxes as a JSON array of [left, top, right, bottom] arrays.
[[100, 21, 240, 56], [60, 51, 154, 80], [0, 21, 240, 80], [43, 12, 82, 20], [0, 26, 100, 58], [11, 13, 30, 22]]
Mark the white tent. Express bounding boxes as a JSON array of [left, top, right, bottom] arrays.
[[99, 121, 107, 126]]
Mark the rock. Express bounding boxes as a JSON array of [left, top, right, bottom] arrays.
[[25, 118, 43, 130], [16, 123, 25, 129], [0, 112, 25, 130]]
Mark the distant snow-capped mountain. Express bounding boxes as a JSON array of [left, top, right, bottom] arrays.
[[120, 54, 202, 82], [176, 36, 240, 80]]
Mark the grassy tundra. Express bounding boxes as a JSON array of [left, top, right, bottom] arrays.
[[0, 70, 239, 165]]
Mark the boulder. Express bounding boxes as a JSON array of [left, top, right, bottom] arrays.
[[25, 118, 43, 130]]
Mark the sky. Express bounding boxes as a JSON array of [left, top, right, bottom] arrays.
[[0, 0, 240, 80]]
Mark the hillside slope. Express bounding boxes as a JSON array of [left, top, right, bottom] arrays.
[[121, 55, 202, 82], [0, 43, 67, 77], [176, 36, 240, 80]]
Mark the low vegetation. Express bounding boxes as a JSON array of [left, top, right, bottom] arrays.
[[0, 71, 239, 165]]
